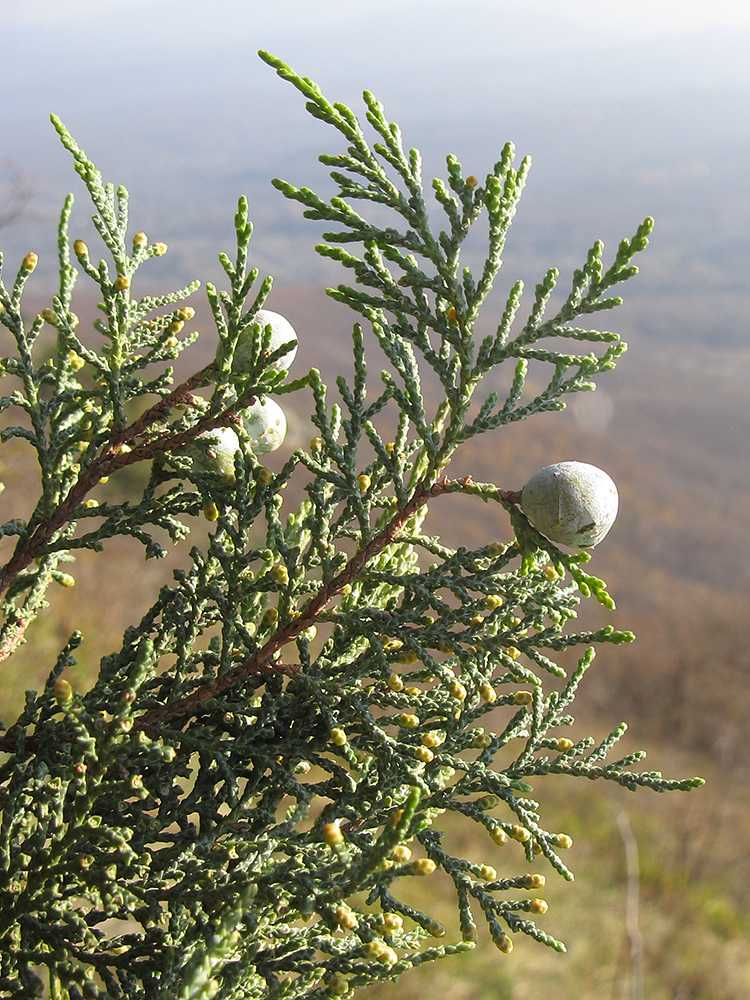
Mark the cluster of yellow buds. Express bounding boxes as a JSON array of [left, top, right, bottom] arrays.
[[333, 905, 358, 930], [362, 939, 398, 966], [377, 912, 403, 934], [391, 844, 412, 863], [410, 858, 436, 876], [397, 713, 420, 729]]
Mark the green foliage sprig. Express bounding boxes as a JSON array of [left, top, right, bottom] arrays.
[[0, 54, 701, 1000]]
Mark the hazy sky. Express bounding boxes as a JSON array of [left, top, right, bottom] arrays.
[[2, 1, 749, 302]]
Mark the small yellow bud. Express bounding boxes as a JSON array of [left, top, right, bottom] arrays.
[[490, 827, 508, 846], [41, 308, 58, 326], [152, 241, 168, 256], [270, 564, 289, 585], [363, 940, 398, 965], [330, 728, 347, 746], [556, 738, 574, 752], [513, 691, 534, 705], [83, 499, 99, 509], [397, 713, 419, 729], [404, 686, 421, 697], [410, 858, 436, 876], [203, 502, 219, 521], [54, 678, 74, 705], [422, 731, 444, 748], [483, 594, 503, 610], [392, 844, 412, 863], [114, 275, 130, 292], [67, 351, 85, 372], [380, 912, 403, 933], [479, 683, 496, 703], [383, 639, 403, 652], [386, 673, 404, 692], [363, 940, 385, 960], [412, 746, 434, 763], [169, 319, 184, 334], [494, 933, 513, 954], [555, 833, 573, 850], [310, 436, 323, 451], [177, 306, 195, 321], [73, 240, 88, 257], [56, 573, 76, 588], [333, 905, 358, 930], [357, 473, 371, 493], [133, 232, 148, 248], [427, 920, 446, 937], [543, 564, 559, 580], [257, 466, 274, 487], [448, 680, 467, 701], [510, 825, 531, 843], [479, 794, 500, 810], [261, 607, 278, 626], [326, 972, 349, 995], [22, 252, 38, 272], [529, 898, 548, 914], [466, 175, 478, 187], [488, 541, 506, 556], [322, 822, 344, 847], [523, 873, 546, 889], [479, 865, 497, 881], [506, 646, 521, 660]]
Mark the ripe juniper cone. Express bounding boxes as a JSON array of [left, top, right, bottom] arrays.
[[232, 308, 298, 374], [242, 396, 288, 454], [192, 425, 242, 483], [191, 313, 294, 478], [519, 461, 619, 549]]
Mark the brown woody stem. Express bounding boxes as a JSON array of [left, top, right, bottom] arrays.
[[0, 364, 227, 603], [134, 476, 473, 732]]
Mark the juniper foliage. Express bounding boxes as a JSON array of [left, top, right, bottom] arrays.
[[0, 53, 702, 1000]]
